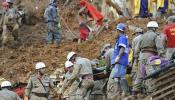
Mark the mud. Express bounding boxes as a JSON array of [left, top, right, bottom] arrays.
[[0, 0, 166, 86]]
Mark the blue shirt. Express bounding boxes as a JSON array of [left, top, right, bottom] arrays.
[[44, 4, 58, 23], [111, 34, 129, 67]]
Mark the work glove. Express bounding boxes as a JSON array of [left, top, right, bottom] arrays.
[[115, 56, 120, 64]]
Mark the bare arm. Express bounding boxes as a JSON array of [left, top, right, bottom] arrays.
[[24, 77, 32, 97], [118, 46, 125, 58], [61, 65, 81, 93]]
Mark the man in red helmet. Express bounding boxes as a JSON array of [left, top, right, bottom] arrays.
[[163, 16, 175, 60]]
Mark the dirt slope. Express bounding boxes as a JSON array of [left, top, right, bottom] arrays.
[[0, 0, 166, 83]]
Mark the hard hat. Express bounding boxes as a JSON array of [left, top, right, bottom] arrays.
[[115, 23, 126, 32], [35, 62, 46, 70], [6, 0, 13, 4], [134, 28, 143, 33], [101, 43, 111, 53], [103, 43, 112, 49], [167, 16, 175, 23], [65, 61, 74, 68], [147, 21, 159, 28], [100, 43, 112, 57], [67, 52, 76, 61], [1, 81, 11, 88]]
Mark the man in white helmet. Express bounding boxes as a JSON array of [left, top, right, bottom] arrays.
[[0, 81, 21, 100], [1, 0, 21, 48], [24, 62, 55, 100], [133, 21, 165, 94], [61, 52, 94, 100], [60, 61, 79, 100]]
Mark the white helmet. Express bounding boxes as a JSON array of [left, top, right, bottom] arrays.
[[1, 81, 11, 88], [101, 43, 112, 55], [67, 52, 76, 61], [35, 62, 46, 70], [6, 0, 14, 4], [65, 61, 74, 68], [167, 16, 175, 23], [147, 21, 159, 28], [135, 28, 143, 33]]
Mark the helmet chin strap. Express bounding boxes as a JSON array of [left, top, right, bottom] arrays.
[[152, 28, 157, 32]]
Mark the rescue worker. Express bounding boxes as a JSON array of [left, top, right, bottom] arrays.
[[24, 62, 55, 100], [135, 0, 150, 17], [149, 0, 172, 18], [132, 28, 144, 54], [101, 43, 114, 72], [100, 43, 118, 99], [134, 21, 164, 94], [0, 81, 21, 100], [62, 52, 94, 100], [79, 22, 90, 43], [0, 1, 9, 29], [156, 0, 169, 17], [111, 23, 129, 97], [44, 0, 61, 47], [163, 16, 175, 60], [1, 0, 20, 48], [61, 61, 79, 100], [132, 28, 144, 72]]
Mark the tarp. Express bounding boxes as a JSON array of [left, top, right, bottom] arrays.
[[157, 0, 165, 9], [80, 0, 104, 25]]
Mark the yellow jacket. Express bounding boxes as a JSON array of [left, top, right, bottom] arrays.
[[134, 0, 141, 16], [149, 0, 173, 13], [129, 48, 133, 64], [136, 0, 173, 15]]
